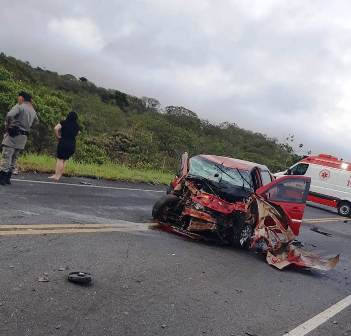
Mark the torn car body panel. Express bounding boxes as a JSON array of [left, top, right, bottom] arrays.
[[249, 195, 296, 252], [249, 194, 339, 270], [266, 247, 340, 271], [171, 152, 189, 192]]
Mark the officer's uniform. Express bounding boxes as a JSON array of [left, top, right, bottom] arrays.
[[0, 102, 38, 184]]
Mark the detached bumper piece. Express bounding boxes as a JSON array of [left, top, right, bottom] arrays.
[[266, 244, 340, 271]]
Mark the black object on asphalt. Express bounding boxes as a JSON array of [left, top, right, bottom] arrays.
[[310, 226, 332, 237], [67, 272, 92, 285]]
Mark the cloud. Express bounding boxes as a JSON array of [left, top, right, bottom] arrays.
[[48, 17, 103, 51], [0, 0, 351, 159]]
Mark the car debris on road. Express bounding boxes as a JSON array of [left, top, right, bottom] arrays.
[[152, 153, 339, 271], [67, 271, 92, 285], [38, 274, 50, 282], [80, 181, 92, 185], [311, 226, 333, 237]]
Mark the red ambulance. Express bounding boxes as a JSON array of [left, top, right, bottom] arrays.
[[275, 154, 351, 217]]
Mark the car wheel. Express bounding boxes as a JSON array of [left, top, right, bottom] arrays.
[[152, 195, 180, 221], [232, 215, 253, 249], [338, 201, 351, 217]]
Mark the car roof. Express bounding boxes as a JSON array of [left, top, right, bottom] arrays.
[[195, 154, 269, 172]]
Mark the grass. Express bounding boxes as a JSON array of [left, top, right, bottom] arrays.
[[18, 153, 174, 185]]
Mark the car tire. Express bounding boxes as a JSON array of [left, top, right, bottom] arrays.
[[338, 201, 351, 217], [152, 195, 180, 220], [232, 214, 253, 249]]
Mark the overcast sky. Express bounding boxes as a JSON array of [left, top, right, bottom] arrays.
[[1, 0, 351, 159]]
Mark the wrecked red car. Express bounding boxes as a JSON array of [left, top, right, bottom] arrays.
[[152, 153, 339, 270]]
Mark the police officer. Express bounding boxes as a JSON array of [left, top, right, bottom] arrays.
[[0, 91, 38, 185]]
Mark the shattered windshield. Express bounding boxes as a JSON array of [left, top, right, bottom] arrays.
[[188, 157, 253, 191]]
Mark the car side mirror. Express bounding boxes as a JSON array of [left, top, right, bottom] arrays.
[[286, 169, 292, 175]]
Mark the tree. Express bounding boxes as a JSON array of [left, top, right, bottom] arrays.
[[0, 53, 300, 173]]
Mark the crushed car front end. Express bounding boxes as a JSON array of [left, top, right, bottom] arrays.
[[155, 154, 257, 245]]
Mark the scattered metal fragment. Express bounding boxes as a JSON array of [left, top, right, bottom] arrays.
[[38, 275, 49, 282], [267, 248, 339, 271], [67, 272, 92, 285], [155, 222, 204, 241], [311, 226, 332, 237], [80, 181, 92, 185]]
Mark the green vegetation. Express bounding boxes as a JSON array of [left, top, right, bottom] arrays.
[[0, 53, 300, 180], [18, 154, 173, 185]]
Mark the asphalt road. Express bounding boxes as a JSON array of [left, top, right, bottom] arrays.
[[0, 174, 350, 336]]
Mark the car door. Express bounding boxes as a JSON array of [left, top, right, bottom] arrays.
[[255, 176, 311, 235]]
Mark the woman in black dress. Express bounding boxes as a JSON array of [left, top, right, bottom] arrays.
[[49, 112, 80, 181]]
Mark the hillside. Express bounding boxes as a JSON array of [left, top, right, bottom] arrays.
[[0, 53, 298, 173]]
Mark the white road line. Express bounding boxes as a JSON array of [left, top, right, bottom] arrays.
[[304, 218, 351, 223], [304, 217, 342, 221], [12, 178, 165, 193], [283, 295, 351, 336]]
